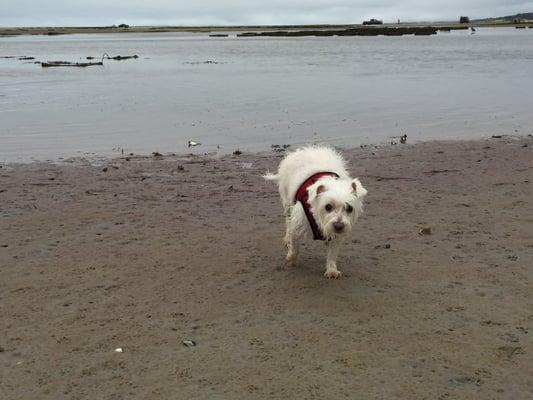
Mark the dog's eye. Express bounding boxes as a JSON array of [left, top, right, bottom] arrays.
[[346, 205, 353, 213], [325, 204, 333, 212]]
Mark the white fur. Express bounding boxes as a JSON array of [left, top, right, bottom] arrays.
[[264, 146, 367, 278]]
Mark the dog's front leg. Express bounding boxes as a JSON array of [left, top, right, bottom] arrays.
[[283, 204, 303, 268], [284, 215, 299, 267], [324, 240, 342, 279]]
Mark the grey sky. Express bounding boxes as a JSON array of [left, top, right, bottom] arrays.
[[1, 1, 532, 27]]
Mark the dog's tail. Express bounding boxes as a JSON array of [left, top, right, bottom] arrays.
[[263, 172, 279, 181]]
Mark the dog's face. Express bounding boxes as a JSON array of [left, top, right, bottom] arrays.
[[308, 177, 367, 240]]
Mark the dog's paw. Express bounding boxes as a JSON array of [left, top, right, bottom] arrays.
[[285, 258, 298, 268], [285, 251, 299, 268], [324, 269, 342, 279]]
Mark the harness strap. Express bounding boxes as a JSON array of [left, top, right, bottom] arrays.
[[294, 172, 339, 241]]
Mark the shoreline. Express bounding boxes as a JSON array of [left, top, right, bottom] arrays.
[[1, 22, 532, 36], [1, 133, 530, 167], [1, 135, 532, 398]]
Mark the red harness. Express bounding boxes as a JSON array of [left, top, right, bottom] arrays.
[[294, 172, 339, 241]]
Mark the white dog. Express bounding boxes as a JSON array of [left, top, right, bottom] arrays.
[[264, 146, 367, 278]]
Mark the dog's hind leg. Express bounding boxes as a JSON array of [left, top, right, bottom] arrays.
[[324, 240, 342, 279]]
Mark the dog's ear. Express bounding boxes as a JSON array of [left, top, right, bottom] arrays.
[[351, 178, 367, 199], [308, 184, 326, 203], [316, 185, 326, 195]]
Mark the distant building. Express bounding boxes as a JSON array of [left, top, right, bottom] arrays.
[[459, 16, 470, 23], [363, 19, 383, 25]]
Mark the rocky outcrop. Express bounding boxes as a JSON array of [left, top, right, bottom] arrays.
[[237, 26, 440, 37]]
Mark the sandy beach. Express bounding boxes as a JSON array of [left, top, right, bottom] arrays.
[[0, 135, 532, 399]]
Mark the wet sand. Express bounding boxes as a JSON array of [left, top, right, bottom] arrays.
[[0, 137, 532, 399]]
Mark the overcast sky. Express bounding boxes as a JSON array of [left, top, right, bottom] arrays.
[[1, 1, 532, 27]]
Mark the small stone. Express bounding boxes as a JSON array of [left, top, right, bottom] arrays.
[[182, 340, 196, 347], [233, 150, 242, 155], [102, 167, 108, 172], [419, 227, 432, 235], [115, 347, 123, 353]]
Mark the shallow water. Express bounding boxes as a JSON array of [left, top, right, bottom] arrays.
[[1, 27, 532, 161]]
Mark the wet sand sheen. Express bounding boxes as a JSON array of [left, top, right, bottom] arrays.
[[2, 28, 533, 162]]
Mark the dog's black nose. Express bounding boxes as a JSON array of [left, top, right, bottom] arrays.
[[333, 222, 345, 233]]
